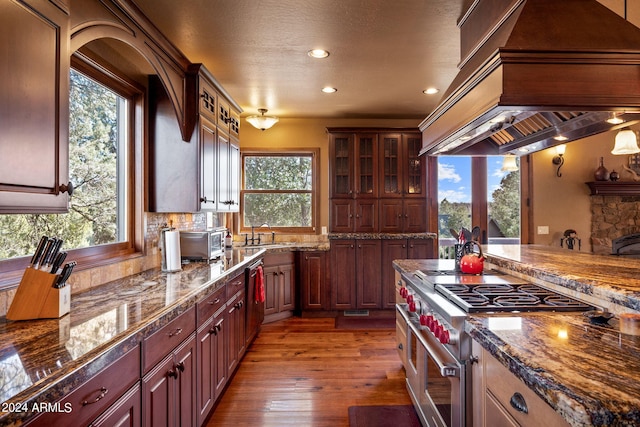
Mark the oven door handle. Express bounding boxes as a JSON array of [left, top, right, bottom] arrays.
[[404, 311, 460, 378]]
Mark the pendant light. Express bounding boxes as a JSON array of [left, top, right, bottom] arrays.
[[611, 128, 640, 155], [246, 108, 279, 131]]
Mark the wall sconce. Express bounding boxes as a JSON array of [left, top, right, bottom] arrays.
[[611, 128, 640, 155], [246, 108, 279, 131], [501, 154, 519, 172], [552, 144, 566, 177]]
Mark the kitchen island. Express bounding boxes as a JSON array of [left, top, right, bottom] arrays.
[[0, 247, 265, 426], [394, 245, 640, 427]]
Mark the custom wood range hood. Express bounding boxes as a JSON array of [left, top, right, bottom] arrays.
[[419, 0, 640, 156]]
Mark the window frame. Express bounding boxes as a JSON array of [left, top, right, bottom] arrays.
[[240, 148, 320, 234], [0, 52, 144, 289]]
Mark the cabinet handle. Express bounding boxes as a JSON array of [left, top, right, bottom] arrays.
[[397, 343, 403, 350], [208, 298, 221, 305], [59, 182, 74, 196], [81, 387, 109, 406], [167, 369, 178, 379], [210, 326, 218, 335], [168, 327, 183, 337], [397, 214, 402, 218], [200, 196, 214, 203], [509, 392, 528, 414], [176, 361, 185, 373]]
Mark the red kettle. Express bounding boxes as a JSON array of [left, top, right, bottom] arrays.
[[459, 241, 484, 274]]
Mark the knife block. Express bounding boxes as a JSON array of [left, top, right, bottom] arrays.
[[7, 268, 71, 321]]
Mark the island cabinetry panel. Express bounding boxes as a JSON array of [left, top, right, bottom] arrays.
[[298, 251, 329, 311], [26, 345, 141, 427], [330, 239, 382, 309], [226, 272, 246, 374], [142, 333, 197, 427], [381, 239, 435, 309], [0, 0, 71, 213], [471, 340, 570, 427], [263, 253, 296, 322]]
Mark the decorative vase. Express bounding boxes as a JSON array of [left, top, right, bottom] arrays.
[[594, 157, 610, 181], [610, 170, 620, 181]]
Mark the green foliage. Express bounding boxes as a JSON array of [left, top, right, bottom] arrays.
[[243, 155, 313, 227], [489, 171, 520, 238], [0, 70, 120, 260], [438, 199, 471, 237]]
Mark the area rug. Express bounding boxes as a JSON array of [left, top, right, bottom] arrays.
[[348, 405, 421, 427], [335, 316, 395, 330]]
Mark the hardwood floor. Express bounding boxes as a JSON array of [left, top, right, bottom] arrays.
[[206, 317, 412, 427]]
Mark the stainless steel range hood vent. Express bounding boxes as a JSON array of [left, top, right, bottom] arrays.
[[419, 0, 640, 156]]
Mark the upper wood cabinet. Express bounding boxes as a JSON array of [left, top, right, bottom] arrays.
[[328, 128, 426, 233], [148, 66, 241, 213], [0, 0, 71, 213]]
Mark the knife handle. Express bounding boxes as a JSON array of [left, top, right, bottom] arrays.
[[30, 236, 49, 267], [50, 251, 67, 274], [38, 238, 55, 269]]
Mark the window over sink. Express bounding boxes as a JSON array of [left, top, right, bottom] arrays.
[[241, 150, 319, 233]]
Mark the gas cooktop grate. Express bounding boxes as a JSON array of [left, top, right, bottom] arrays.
[[436, 282, 594, 313]]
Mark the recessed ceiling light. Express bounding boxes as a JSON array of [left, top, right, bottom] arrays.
[[423, 88, 439, 95], [322, 87, 337, 93], [308, 49, 329, 59], [554, 135, 568, 141]]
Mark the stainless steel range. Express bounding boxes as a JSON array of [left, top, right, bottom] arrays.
[[396, 263, 595, 427]]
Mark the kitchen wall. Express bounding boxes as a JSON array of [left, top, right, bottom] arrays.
[[531, 124, 640, 252]]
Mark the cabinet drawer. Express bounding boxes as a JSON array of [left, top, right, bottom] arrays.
[[28, 346, 140, 427], [143, 306, 196, 374], [485, 354, 570, 427], [264, 252, 294, 267], [197, 286, 226, 325], [226, 273, 245, 300]]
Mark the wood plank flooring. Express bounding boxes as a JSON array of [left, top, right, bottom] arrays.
[[206, 317, 412, 427]]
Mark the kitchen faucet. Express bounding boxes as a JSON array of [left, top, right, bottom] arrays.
[[245, 223, 275, 246]]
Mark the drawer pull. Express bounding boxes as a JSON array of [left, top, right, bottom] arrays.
[[176, 361, 185, 373], [398, 343, 403, 350], [208, 298, 221, 305], [81, 387, 108, 406], [168, 327, 183, 337], [509, 392, 528, 414]]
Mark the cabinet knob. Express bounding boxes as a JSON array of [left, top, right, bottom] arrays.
[[167, 369, 178, 379], [59, 182, 74, 196], [176, 361, 185, 373], [168, 327, 183, 337]]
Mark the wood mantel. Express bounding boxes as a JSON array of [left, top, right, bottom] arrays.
[[586, 181, 640, 196]]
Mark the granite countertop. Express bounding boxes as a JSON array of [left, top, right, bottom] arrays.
[[393, 249, 640, 427], [0, 247, 265, 425]]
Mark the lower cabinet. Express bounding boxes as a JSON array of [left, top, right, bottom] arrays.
[[90, 383, 141, 427], [471, 340, 570, 427], [298, 251, 329, 311], [226, 272, 246, 374], [263, 252, 296, 322], [142, 333, 197, 427], [381, 239, 435, 309], [330, 239, 381, 309], [25, 346, 141, 427]]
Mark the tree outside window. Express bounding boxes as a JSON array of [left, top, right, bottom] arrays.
[[241, 151, 318, 233]]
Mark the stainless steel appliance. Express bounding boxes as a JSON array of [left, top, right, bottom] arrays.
[[396, 262, 595, 427], [180, 229, 225, 261]]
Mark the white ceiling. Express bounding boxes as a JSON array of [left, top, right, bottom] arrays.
[[132, 0, 468, 120]]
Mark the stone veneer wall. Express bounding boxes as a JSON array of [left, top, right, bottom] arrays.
[[590, 195, 640, 254]]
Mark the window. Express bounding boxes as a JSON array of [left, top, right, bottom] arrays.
[[0, 54, 142, 286], [241, 150, 318, 233]]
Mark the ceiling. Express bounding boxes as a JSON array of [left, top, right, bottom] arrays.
[[131, 0, 468, 120]]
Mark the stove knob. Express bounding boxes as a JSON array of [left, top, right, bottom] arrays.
[[426, 315, 436, 330], [439, 330, 451, 344], [399, 287, 408, 298], [406, 294, 413, 303], [408, 301, 416, 312], [419, 314, 428, 325], [434, 323, 444, 338]]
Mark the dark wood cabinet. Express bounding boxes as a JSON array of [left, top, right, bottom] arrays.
[[381, 239, 435, 309], [149, 65, 240, 213], [245, 259, 265, 344], [330, 239, 382, 310], [263, 253, 296, 322], [226, 273, 246, 374], [298, 251, 328, 311], [328, 128, 426, 233], [142, 334, 197, 427], [26, 346, 140, 427], [89, 383, 141, 427], [0, 0, 71, 213]]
